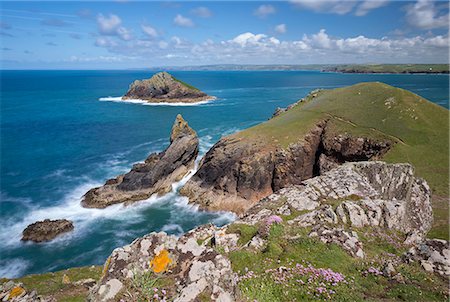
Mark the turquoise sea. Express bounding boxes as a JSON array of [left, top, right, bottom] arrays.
[[0, 70, 448, 278]]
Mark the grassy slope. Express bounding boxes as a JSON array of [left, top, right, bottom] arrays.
[[227, 222, 448, 301], [236, 82, 449, 239], [325, 64, 449, 73], [1, 266, 102, 302]]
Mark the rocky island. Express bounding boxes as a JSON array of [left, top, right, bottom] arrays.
[[81, 114, 199, 208], [21, 219, 74, 243], [122, 72, 213, 104]]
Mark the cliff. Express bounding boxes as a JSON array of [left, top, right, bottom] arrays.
[[81, 114, 199, 208], [123, 72, 213, 103], [180, 82, 449, 239]]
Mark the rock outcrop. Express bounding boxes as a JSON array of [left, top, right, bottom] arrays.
[[21, 219, 74, 243], [244, 162, 432, 234], [82, 114, 199, 208], [123, 72, 213, 104], [91, 161, 438, 301], [180, 119, 391, 214], [88, 231, 237, 302], [404, 239, 450, 277]]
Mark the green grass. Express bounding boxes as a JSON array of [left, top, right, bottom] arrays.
[[172, 76, 200, 91], [226, 223, 259, 245], [2, 266, 102, 302], [227, 221, 448, 301], [234, 82, 449, 239], [324, 64, 449, 74]]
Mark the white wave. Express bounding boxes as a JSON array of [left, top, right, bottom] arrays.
[[0, 258, 29, 278], [99, 96, 216, 106]]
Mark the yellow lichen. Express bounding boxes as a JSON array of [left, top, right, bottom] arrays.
[[149, 249, 173, 273], [102, 256, 111, 279], [8, 286, 25, 299], [62, 274, 71, 284]]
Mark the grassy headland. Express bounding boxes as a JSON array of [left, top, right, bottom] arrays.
[[236, 82, 449, 238]]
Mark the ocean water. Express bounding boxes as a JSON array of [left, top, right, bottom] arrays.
[[0, 70, 448, 278]]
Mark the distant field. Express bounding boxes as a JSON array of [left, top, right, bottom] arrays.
[[323, 64, 449, 74]]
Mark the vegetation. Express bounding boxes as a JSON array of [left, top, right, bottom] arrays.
[[235, 82, 449, 239], [323, 64, 449, 74], [172, 75, 200, 91], [1, 266, 102, 302], [226, 219, 448, 301]]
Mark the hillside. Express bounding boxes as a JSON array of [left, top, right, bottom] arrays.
[[182, 82, 449, 239], [323, 64, 449, 74]]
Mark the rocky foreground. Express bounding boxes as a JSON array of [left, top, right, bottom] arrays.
[[85, 161, 448, 301], [123, 72, 213, 104], [82, 114, 198, 208]]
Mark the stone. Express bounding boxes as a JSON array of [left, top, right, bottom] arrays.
[[405, 239, 450, 277], [21, 219, 74, 243], [123, 72, 213, 104], [382, 261, 396, 277], [88, 231, 236, 301], [82, 115, 199, 208]]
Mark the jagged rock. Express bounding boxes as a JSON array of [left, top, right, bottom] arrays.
[[404, 239, 450, 277], [181, 116, 392, 214], [180, 122, 326, 214], [123, 72, 213, 103], [21, 219, 74, 243], [309, 225, 365, 258], [245, 161, 432, 237], [0, 281, 49, 302], [82, 114, 199, 208], [88, 231, 237, 302]]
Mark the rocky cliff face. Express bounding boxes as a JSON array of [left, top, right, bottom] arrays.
[[89, 161, 444, 301], [82, 114, 199, 208], [123, 72, 212, 103], [180, 120, 391, 214]]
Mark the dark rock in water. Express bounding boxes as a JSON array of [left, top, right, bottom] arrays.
[[123, 71, 213, 104], [22, 219, 74, 242], [81, 114, 199, 208]]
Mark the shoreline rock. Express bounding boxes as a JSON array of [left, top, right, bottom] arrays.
[[81, 114, 199, 208], [123, 72, 213, 104], [22, 219, 74, 243]]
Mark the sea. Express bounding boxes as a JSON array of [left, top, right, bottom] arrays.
[[0, 70, 448, 278]]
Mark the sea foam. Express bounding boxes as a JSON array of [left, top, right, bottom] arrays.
[[99, 96, 215, 106]]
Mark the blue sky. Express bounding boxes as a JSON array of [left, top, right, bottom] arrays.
[[1, 1, 449, 69]]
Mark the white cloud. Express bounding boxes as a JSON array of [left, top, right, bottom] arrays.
[[275, 24, 287, 34], [94, 29, 448, 65], [174, 14, 194, 27], [96, 14, 132, 41], [355, 0, 389, 16], [141, 24, 158, 38], [191, 7, 212, 18], [254, 5, 276, 18], [406, 0, 449, 29], [290, 0, 357, 15], [97, 14, 121, 34]]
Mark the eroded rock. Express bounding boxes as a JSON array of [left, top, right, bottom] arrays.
[[404, 239, 450, 277], [21, 219, 74, 243], [82, 114, 199, 208], [123, 72, 213, 104]]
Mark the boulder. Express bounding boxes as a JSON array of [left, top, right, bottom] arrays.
[[82, 114, 199, 208], [21, 219, 74, 243], [88, 231, 237, 302], [123, 72, 213, 104], [404, 239, 450, 277]]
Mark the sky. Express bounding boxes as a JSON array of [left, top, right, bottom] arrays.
[[0, 0, 449, 69]]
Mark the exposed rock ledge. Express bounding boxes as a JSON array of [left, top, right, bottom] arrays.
[[88, 161, 442, 301], [81, 114, 199, 208], [22, 219, 74, 243], [123, 72, 213, 104], [180, 119, 391, 214]]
